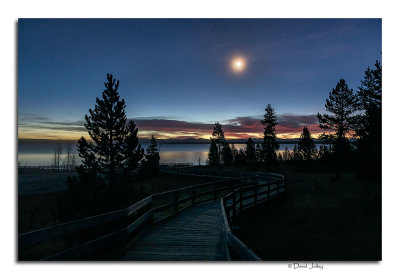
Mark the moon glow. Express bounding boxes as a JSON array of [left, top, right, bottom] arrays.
[[231, 57, 247, 73]]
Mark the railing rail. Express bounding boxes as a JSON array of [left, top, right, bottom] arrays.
[[19, 195, 152, 249], [19, 168, 256, 260], [221, 175, 286, 261]]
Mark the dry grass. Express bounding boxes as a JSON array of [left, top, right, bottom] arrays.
[[233, 165, 381, 260]]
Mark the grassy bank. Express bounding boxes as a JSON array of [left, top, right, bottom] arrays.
[[232, 164, 381, 260]]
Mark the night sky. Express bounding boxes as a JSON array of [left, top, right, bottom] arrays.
[[18, 18, 381, 140]]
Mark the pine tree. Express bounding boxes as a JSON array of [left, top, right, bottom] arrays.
[[211, 122, 226, 164], [207, 139, 219, 165], [292, 144, 303, 161], [260, 104, 279, 167], [354, 61, 382, 178], [297, 126, 317, 160], [245, 138, 257, 166], [317, 79, 357, 165], [235, 148, 246, 166], [79, 74, 144, 183], [142, 135, 160, 175], [282, 146, 291, 161], [231, 143, 238, 164], [59, 74, 144, 220], [222, 141, 233, 165], [317, 145, 331, 161]]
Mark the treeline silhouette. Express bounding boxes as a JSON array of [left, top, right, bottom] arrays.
[[206, 121, 326, 167], [207, 61, 382, 180]]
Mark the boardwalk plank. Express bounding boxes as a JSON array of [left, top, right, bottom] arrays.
[[120, 200, 225, 261]]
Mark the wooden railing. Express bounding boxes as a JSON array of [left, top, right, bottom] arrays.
[[19, 173, 254, 260], [221, 173, 285, 261]]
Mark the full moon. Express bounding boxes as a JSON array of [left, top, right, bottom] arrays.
[[231, 57, 247, 73]]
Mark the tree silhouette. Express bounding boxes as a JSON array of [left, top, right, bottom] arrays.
[[222, 141, 233, 165], [231, 143, 238, 164], [282, 146, 292, 161], [245, 138, 257, 166], [235, 148, 246, 166], [211, 122, 226, 164], [298, 126, 317, 160], [317, 79, 357, 167], [142, 135, 160, 175], [78, 74, 144, 184], [354, 61, 382, 178], [292, 144, 303, 161], [207, 138, 219, 166], [317, 145, 331, 161], [260, 104, 279, 167], [59, 74, 144, 219]]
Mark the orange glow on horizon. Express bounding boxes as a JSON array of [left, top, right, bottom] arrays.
[[18, 126, 324, 141]]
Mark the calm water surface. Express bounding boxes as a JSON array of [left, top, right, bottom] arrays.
[[18, 142, 323, 166]]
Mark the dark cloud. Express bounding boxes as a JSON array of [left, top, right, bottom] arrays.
[[19, 117, 87, 133], [133, 119, 213, 134], [276, 114, 320, 134], [132, 114, 321, 138]]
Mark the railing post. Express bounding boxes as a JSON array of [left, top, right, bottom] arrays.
[[267, 183, 271, 201], [214, 182, 217, 199], [192, 187, 196, 206]]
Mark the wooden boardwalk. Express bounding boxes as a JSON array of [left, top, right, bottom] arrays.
[[19, 168, 285, 261], [120, 200, 226, 261]]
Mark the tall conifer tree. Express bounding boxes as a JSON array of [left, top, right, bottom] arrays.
[[298, 126, 317, 160], [222, 141, 233, 165], [245, 138, 257, 166], [260, 104, 279, 167], [354, 61, 382, 178], [59, 74, 144, 219], [317, 79, 357, 162], [207, 139, 219, 166], [211, 122, 226, 164], [142, 135, 160, 175]]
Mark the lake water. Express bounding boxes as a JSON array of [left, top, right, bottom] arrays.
[[18, 141, 323, 166]]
